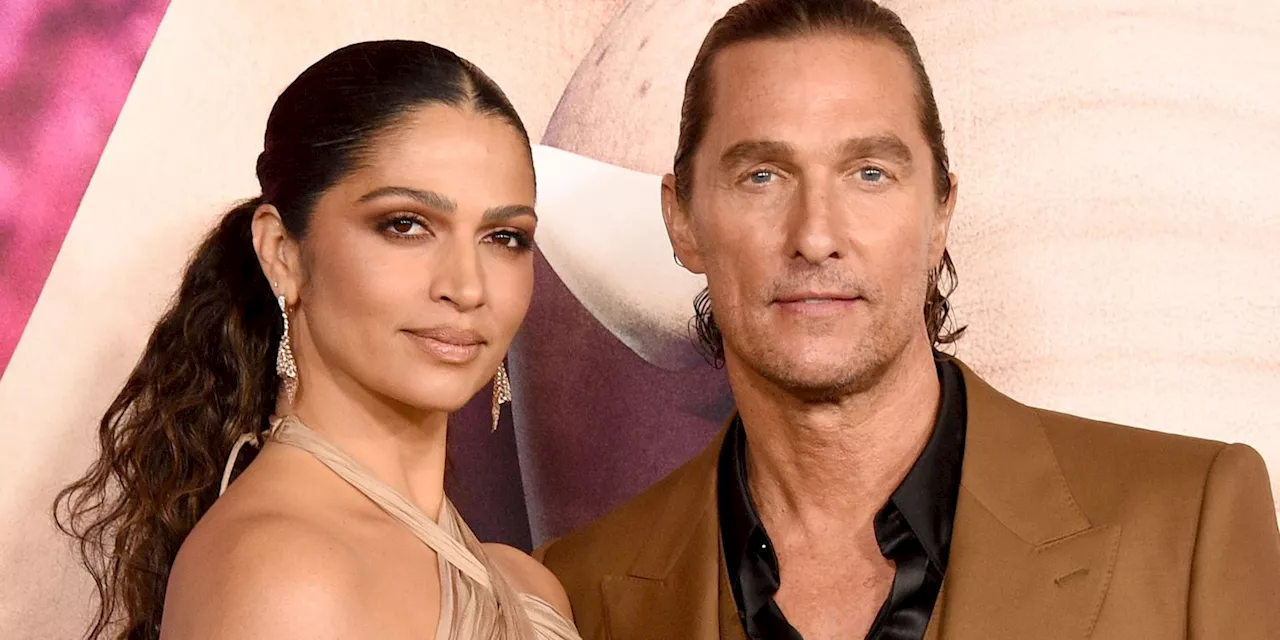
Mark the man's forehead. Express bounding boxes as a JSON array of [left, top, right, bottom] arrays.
[[709, 33, 916, 107], [702, 33, 922, 146]]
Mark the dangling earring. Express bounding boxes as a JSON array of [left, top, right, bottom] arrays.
[[491, 361, 511, 432], [276, 294, 298, 405]]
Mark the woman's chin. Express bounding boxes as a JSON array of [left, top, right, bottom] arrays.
[[387, 382, 486, 416]]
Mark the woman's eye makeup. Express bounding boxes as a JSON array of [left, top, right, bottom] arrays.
[[486, 229, 534, 252], [379, 214, 431, 238], [374, 209, 534, 253]]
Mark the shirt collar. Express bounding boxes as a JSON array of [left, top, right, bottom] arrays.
[[879, 356, 967, 573], [717, 355, 968, 577]]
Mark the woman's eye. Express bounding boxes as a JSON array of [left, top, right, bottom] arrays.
[[386, 217, 426, 236], [489, 230, 532, 251]]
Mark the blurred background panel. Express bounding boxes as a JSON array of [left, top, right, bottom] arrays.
[[1, 1, 1277, 638]]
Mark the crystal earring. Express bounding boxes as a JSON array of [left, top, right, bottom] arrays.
[[275, 294, 298, 405], [491, 361, 511, 432]]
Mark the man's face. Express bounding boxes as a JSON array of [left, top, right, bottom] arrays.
[[665, 33, 955, 397]]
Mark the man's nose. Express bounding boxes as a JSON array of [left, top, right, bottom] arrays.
[[786, 179, 845, 264]]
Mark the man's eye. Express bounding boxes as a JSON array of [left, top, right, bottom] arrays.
[[749, 170, 775, 185]]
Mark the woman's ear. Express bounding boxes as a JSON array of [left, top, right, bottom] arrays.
[[251, 204, 302, 304]]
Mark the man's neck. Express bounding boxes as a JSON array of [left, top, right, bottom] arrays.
[[728, 339, 942, 539]]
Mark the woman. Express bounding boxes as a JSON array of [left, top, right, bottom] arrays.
[[53, 40, 578, 640]]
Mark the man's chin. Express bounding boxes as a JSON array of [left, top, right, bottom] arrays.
[[757, 358, 888, 403], [724, 331, 899, 398]]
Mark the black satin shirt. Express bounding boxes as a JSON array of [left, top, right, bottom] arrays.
[[717, 358, 967, 639]]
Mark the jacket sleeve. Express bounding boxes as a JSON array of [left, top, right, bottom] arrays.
[[532, 537, 558, 563], [534, 537, 611, 640], [1188, 443, 1280, 639]]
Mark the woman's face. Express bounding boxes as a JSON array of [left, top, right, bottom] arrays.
[[289, 104, 536, 414]]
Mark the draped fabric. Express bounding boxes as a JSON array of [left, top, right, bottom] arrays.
[[262, 416, 582, 640]]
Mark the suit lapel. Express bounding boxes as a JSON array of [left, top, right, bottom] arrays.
[[718, 542, 749, 640], [929, 361, 1121, 639], [593, 360, 1119, 639], [599, 430, 733, 640], [923, 579, 946, 640]]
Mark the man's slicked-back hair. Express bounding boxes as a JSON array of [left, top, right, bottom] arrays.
[[675, 0, 965, 367]]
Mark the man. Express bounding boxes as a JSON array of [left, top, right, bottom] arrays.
[[535, 0, 1280, 638]]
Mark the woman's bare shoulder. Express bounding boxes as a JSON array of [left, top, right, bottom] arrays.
[[482, 542, 573, 620], [161, 497, 373, 639]]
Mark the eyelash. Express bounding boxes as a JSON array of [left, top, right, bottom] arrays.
[[486, 229, 534, 253], [379, 214, 533, 252], [853, 165, 894, 184], [741, 167, 782, 187], [380, 214, 431, 239], [738, 166, 893, 187], [862, 167, 884, 179]]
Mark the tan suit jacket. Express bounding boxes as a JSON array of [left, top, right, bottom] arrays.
[[536, 360, 1280, 639]]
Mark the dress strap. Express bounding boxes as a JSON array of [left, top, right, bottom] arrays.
[[268, 415, 493, 588], [219, 430, 260, 496]]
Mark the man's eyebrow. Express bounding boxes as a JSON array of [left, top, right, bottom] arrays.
[[718, 139, 798, 172], [717, 135, 915, 172], [836, 134, 914, 166], [357, 186, 456, 212]]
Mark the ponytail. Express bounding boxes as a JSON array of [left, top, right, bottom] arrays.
[[54, 198, 283, 640]]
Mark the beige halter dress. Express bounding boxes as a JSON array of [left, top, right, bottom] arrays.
[[219, 415, 581, 640]]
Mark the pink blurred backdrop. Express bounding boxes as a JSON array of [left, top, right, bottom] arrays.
[[0, 0, 170, 375]]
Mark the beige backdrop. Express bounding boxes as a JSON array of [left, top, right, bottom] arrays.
[[2, 1, 1278, 638]]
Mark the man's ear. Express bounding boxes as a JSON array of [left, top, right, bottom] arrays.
[[661, 174, 704, 273], [929, 172, 958, 268]]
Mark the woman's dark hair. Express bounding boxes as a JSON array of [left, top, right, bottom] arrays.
[[676, 0, 965, 366], [53, 40, 530, 640]]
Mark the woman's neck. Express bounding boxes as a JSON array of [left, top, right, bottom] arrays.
[[282, 371, 450, 519]]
